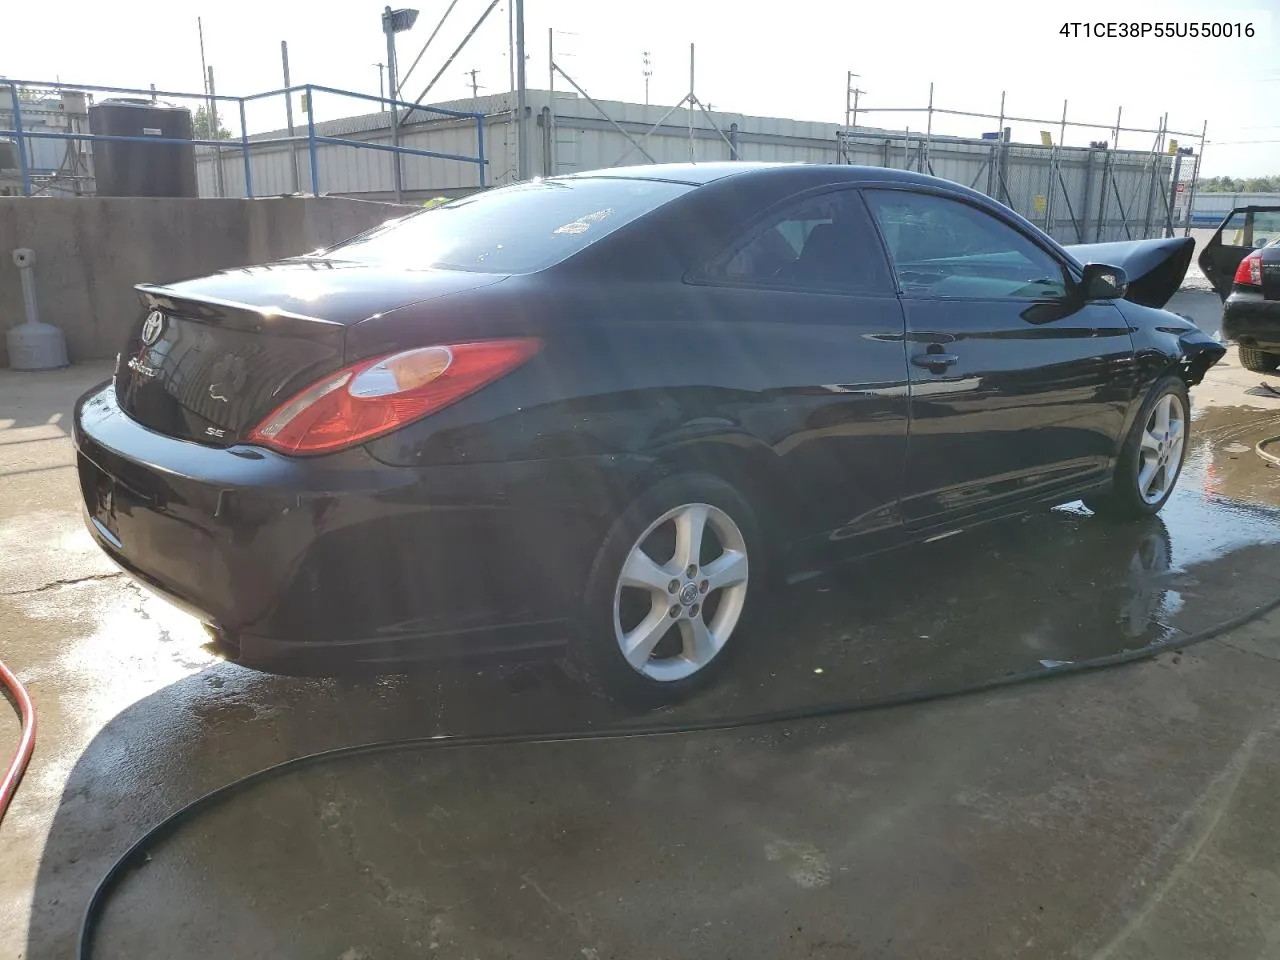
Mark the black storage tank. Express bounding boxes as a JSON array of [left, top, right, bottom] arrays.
[[88, 99, 198, 197]]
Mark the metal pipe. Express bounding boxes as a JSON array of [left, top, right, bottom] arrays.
[[398, 0, 460, 91], [924, 82, 933, 174], [9, 82, 32, 196], [282, 41, 300, 194], [411, 0, 502, 110], [0, 128, 270, 149], [1044, 99, 1066, 236], [306, 84, 319, 195], [1094, 106, 1121, 241], [515, 0, 528, 179], [14, 249, 39, 326], [384, 7, 404, 203], [208, 66, 226, 198], [555, 64, 659, 165], [548, 27, 555, 176], [1182, 120, 1208, 237], [851, 104, 1198, 139], [239, 98, 253, 198], [688, 44, 695, 162]]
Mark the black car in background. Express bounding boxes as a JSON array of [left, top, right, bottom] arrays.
[[1198, 205, 1280, 372], [74, 163, 1224, 701]]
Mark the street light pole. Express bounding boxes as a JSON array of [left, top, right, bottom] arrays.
[[382, 6, 419, 203]]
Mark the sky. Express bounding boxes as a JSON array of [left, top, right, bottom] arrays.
[[3, 0, 1276, 176]]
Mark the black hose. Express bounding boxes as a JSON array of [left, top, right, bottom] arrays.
[[78, 590, 1280, 959]]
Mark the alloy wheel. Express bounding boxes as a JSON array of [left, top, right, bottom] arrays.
[[612, 502, 749, 682], [1136, 392, 1187, 505]]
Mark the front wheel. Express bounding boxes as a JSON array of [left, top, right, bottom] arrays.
[[571, 473, 762, 704], [1084, 376, 1189, 520]]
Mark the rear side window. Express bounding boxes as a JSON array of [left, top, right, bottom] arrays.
[[322, 177, 694, 274], [701, 189, 895, 295]]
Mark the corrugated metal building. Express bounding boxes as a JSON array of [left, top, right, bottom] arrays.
[[197, 88, 1179, 243]]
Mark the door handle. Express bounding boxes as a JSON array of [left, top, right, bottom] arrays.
[[911, 351, 959, 372]]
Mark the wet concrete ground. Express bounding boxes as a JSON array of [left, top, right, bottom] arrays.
[[4, 289, 1280, 959]]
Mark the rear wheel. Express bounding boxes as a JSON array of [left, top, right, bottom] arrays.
[[1084, 376, 1189, 520], [572, 473, 761, 704], [1238, 345, 1280, 374]]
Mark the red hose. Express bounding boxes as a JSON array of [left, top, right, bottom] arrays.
[[0, 657, 36, 826]]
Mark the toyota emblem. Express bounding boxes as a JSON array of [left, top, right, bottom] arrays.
[[140, 310, 166, 346]]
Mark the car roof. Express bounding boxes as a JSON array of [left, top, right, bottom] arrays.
[[559, 161, 951, 189]]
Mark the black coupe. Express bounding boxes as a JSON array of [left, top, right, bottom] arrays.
[[74, 163, 1224, 700]]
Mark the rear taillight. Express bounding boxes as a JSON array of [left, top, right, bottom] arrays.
[[247, 338, 540, 455], [1234, 251, 1264, 287]]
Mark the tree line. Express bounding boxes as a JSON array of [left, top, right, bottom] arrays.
[[1196, 175, 1280, 194]]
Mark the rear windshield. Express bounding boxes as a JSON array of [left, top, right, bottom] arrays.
[[321, 177, 694, 274]]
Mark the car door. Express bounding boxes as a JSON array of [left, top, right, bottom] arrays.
[[685, 187, 910, 553], [1199, 206, 1280, 300], [862, 186, 1137, 528]]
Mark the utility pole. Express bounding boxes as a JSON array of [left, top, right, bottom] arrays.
[[374, 62, 386, 109], [515, 0, 528, 180], [466, 68, 481, 99], [643, 51, 652, 106]]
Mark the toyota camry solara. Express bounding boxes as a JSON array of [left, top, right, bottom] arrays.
[[73, 162, 1224, 701]]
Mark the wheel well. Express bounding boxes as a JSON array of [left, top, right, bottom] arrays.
[[635, 439, 794, 542]]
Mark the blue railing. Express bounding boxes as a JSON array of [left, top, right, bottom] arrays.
[[1, 79, 487, 197]]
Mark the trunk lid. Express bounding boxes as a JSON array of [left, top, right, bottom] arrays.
[[1063, 236, 1194, 308], [115, 260, 506, 446]]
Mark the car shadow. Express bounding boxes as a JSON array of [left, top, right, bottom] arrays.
[[20, 482, 1280, 958]]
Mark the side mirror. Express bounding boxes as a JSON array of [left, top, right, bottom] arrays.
[[1080, 263, 1128, 301]]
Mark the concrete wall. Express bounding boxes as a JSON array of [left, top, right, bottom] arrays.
[[0, 196, 411, 367]]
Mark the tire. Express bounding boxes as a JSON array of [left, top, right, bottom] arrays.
[[570, 473, 763, 704], [1238, 345, 1280, 374], [1084, 376, 1190, 520]]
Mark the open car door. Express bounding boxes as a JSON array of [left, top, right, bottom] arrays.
[[1198, 206, 1280, 300]]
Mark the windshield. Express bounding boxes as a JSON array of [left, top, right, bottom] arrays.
[[320, 177, 693, 274]]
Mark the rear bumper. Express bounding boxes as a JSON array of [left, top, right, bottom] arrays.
[[1222, 295, 1280, 351], [73, 382, 634, 666]]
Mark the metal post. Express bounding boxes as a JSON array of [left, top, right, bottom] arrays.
[[282, 41, 300, 194], [845, 71, 852, 129], [239, 98, 253, 198], [992, 91, 1006, 198], [306, 84, 320, 196], [1045, 99, 1066, 237], [924, 82, 933, 175], [384, 7, 404, 202], [515, 0, 528, 180], [10, 83, 32, 196], [208, 67, 226, 198], [1140, 115, 1164, 239], [548, 27, 555, 176], [198, 17, 210, 107], [688, 44, 695, 162], [376, 63, 386, 107], [1182, 120, 1207, 237], [1095, 106, 1120, 240], [1166, 150, 1183, 237], [904, 126, 910, 169], [477, 110, 486, 187]]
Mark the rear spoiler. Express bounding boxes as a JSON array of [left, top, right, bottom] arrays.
[[1063, 236, 1194, 309]]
